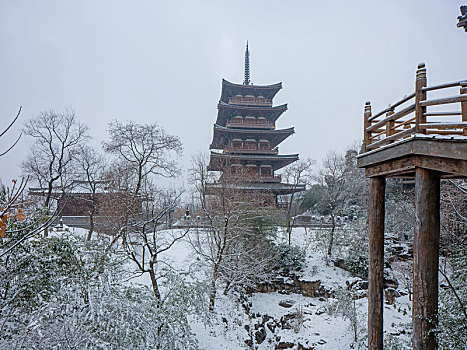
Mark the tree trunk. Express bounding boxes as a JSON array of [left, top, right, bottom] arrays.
[[87, 205, 95, 241], [287, 219, 292, 246], [209, 265, 219, 311], [149, 260, 161, 300], [327, 212, 335, 257]]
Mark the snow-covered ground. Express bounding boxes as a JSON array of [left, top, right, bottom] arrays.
[[60, 225, 412, 349]]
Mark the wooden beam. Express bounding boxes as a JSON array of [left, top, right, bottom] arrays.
[[366, 127, 415, 150], [367, 104, 415, 132], [368, 176, 386, 350], [413, 168, 440, 350], [419, 94, 467, 107], [419, 122, 467, 129], [357, 138, 467, 168], [364, 155, 467, 178]]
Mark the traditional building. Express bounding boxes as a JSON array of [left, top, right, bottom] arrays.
[[207, 43, 305, 205]]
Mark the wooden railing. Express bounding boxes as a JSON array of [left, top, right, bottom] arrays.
[[363, 63, 467, 152], [225, 146, 279, 154], [222, 173, 282, 183], [227, 119, 274, 129], [228, 96, 272, 106]]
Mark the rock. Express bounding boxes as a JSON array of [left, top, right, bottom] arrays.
[[315, 307, 326, 315], [383, 270, 399, 289], [383, 276, 399, 289], [266, 320, 277, 333], [296, 280, 322, 297], [262, 314, 272, 324], [280, 313, 296, 330], [279, 299, 296, 308], [357, 280, 368, 290], [385, 288, 399, 305], [244, 339, 253, 347], [275, 341, 295, 349], [317, 339, 327, 345], [244, 324, 250, 332], [334, 258, 347, 270], [255, 327, 267, 344]]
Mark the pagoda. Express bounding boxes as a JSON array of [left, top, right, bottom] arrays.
[[207, 43, 305, 206]]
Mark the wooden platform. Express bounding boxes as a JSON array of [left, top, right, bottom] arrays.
[[357, 135, 467, 178], [358, 64, 467, 350]]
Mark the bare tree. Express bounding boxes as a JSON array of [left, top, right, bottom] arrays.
[[122, 186, 189, 299], [103, 120, 182, 195], [314, 149, 366, 258], [75, 146, 107, 240], [280, 157, 314, 245], [0, 107, 22, 157], [190, 153, 277, 310], [22, 109, 89, 207], [100, 121, 186, 301]]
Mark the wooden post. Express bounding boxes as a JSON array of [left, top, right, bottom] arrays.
[[368, 176, 386, 350], [415, 63, 427, 134], [385, 108, 395, 142], [413, 168, 440, 350], [461, 82, 467, 136], [364, 102, 372, 152]]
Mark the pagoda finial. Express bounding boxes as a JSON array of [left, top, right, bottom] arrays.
[[243, 41, 250, 85]]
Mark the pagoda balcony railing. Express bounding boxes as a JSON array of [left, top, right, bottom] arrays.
[[257, 174, 282, 182], [224, 146, 279, 154], [227, 119, 274, 129], [363, 64, 467, 153], [221, 173, 282, 183], [228, 96, 272, 106]]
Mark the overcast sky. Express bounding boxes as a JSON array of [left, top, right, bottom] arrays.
[[1, 0, 466, 186]]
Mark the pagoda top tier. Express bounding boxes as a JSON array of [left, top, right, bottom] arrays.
[[220, 79, 282, 104]]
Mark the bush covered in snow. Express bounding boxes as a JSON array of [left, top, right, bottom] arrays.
[[272, 243, 306, 274], [0, 232, 208, 349]]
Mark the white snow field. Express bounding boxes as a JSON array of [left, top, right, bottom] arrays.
[[65, 225, 412, 349]]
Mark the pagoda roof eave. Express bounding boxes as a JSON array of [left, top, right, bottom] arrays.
[[208, 151, 299, 171], [221, 79, 282, 102], [215, 102, 288, 126], [218, 101, 288, 112], [205, 182, 306, 195], [210, 124, 295, 149]]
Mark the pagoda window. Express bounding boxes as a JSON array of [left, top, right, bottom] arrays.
[[230, 164, 242, 175], [245, 164, 258, 176], [259, 140, 270, 150], [244, 139, 257, 150], [244, 116, 256, 125], [260, 165, 272, 177], [245, 95, 255, 103], [231, 139, 242, 149], [257, 117, 267, 125], [231, 116, 243, 124]]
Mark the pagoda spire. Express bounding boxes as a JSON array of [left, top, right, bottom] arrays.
[[243, 41, 250, 85]]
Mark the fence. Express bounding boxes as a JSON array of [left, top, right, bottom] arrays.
[[363, 63, 467, 152]]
